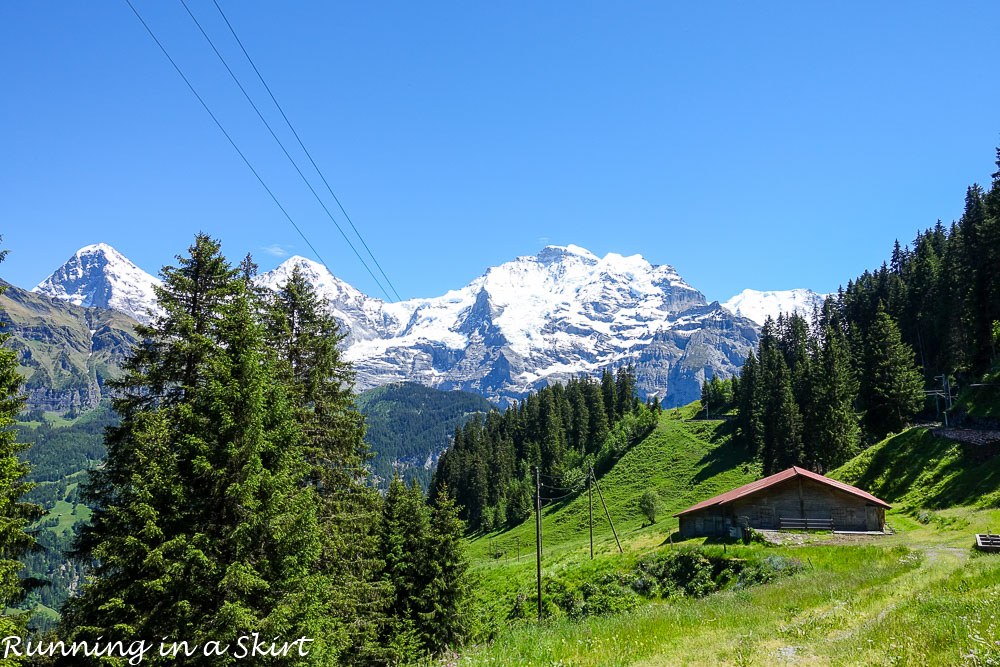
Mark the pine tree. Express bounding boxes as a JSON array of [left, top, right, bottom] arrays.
[[0, 240, 41, 651], [64, 236, 339, 664], [422, 486, 469, 652], [266, 264, 386, 660], [759, 320, 803, 474], [808, 324, 861, 471], [601, 368, 618, 425], [735, 351, 765, 457], [864, 304, 925, 438], [615, 363, 638, 415]]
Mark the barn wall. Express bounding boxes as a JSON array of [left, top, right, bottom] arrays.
[[729, 478, 874, 530], [678, 478, 887, 537], [678, 511, 731, 538]]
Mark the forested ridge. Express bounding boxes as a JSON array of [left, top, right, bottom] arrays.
[[432, 366, 660, 532], [721, 149, 1000, 476], [356, 382, 494, 490]]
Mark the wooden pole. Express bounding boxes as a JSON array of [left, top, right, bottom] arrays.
[[589, 462, 594, 560], [534, 466, 543, 621], [591, 469, 623, 554], [516, 535, 520, 562]]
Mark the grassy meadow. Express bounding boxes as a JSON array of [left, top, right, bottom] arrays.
[[440, 407, 1000, 666]]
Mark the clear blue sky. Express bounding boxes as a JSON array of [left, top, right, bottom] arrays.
[[2, 2, 999, 303]]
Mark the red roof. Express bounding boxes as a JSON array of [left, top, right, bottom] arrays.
[[673, 466, 891, 517]]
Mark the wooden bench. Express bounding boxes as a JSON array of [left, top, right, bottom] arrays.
[[778, 517, 834, 531], [975, 533, 1000, 553]]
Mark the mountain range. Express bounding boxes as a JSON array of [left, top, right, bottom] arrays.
[[25, 243, 827, 407]]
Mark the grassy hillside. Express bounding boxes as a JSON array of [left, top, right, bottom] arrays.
[[358, 381, 494, 488], [0, 281, 137, 412], [952, 365, 1000, 420], [448, 411, 1000, 665], [831, 427, 1000, 511]]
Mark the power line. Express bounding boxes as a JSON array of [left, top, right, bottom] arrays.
[[210, 0, 403, 302], [123, 0, 332, 272], [176, 0, 394, 302]]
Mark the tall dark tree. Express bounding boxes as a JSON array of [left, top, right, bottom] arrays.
[[863, 304, 925, 438], [807, 324, 862, 471], [63, 236, 340, 663], [266, 264, 387, 659], [0, 240, 41, 647]]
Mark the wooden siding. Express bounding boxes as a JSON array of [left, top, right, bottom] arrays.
[[678, 477, 885, 538]]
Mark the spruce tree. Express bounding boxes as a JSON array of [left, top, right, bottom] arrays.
[[422, 486, 469, 652], [0, 241, 41, 651], [808, 324, 861, 471], [601, 368, 618, 424], [64, 236, 339, 664], [265, 264, 387, 660], [864, 304, 925, 438], [735, 351, 764, 457]]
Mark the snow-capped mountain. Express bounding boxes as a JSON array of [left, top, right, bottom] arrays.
[[721, 288, 829, 327], [32, 242, 771, 406], [257, 245, 760, 406], [32, 243, 161, 324]]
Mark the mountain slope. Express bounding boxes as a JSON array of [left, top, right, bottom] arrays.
[[1, 281, 138, 412], [33, 243, 767, 407], [259, 247, 761, 406], [32, 243, 161, 324], [357, 382, 493, 488], [830, 426, 1000, 510], [722, 288, 828, 326]]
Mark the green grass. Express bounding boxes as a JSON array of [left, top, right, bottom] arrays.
[[952, 366, 1000, 419], [442, 411, 1000, 666], [831, 427, 1000, 510]]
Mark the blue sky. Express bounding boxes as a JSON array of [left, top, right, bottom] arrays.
[[2, 2, 999, 303]]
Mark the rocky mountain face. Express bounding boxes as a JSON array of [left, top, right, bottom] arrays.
[[721, 288, 829, 327], [257, 245, 760, 406], [27, 243, 781, 408], [1, 281, 138, 412], [33, 243, 161, 324]]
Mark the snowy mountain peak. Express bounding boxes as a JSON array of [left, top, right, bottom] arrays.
[[536, 244, 600, 264], [721, 288, 829, 326], [255, 255, 393, 345], [33, 244, 161, 324]]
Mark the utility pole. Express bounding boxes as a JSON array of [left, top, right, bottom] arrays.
[[534, 466, 542, 621], [515, 536, 520, 562], [588, 462, 594, 560], [591, 469, 623, 554]]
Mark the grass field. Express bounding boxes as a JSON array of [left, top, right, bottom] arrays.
[[443, 410, 1000, 666]]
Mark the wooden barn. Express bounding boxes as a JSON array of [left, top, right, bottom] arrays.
[[674, 467, 890, 537]]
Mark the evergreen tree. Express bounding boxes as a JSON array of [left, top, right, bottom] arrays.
[[759, 320, 803, 474], [422, 486, 469, 652], [863, 305, 925, 438], [601, 368, 618, 424], [807, 324, 861, 471], [615, 363, 638, 415], [64, 236, 340, 664], [0, 240, 41, 651], [379, 477, 468, 656], [735, 351, 765, 457], [266, 264, 386, 660]]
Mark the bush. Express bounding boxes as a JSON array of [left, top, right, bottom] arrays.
[[639, 489, 658, 524]]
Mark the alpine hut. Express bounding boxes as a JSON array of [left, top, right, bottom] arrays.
[[674, 466, 890, 537]]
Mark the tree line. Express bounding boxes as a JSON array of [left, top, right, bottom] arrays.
[[432, 366, 660, 532], [730, 148, 1000, 475], [1, 235, 470, 665]]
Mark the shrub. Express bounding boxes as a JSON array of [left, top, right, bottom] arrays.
[[640, 489, 659, 524]]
